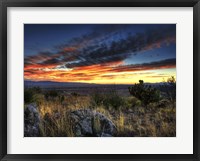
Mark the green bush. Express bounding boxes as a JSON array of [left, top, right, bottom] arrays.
[[128, 80, 161, 106], [123, 97, 141, 109], [91, 89, 105, 106], [24, 89, 34, 104], [24, 87, 42, 104], [44, 90, 59, 100], [104, 90, 125, 110], [91, 89, 125, 110]]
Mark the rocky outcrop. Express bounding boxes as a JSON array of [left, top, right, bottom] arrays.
[[24, 103, 40, 137], [24, 104, 116, 137], [70, 109, 117, 137]]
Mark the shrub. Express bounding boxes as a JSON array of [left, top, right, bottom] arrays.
[[103, 90, 125, 110], [124, 96, 142, 109], [160, 76, 176, 104], [24, 89, 34, 104], [24, 87, 42, 104], [128, 80, 161, 106], [44, 90, 59, 100], [91, 89, 125, 110], [91, 89, 105, 106]]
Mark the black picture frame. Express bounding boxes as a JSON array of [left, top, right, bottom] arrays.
[[0, 0, 199, 160]]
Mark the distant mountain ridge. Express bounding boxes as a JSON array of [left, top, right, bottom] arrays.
[[24, 80, 164, 88], [24, 80, 99, 88]]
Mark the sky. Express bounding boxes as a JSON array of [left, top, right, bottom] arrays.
[[24, 24, 176, 84]]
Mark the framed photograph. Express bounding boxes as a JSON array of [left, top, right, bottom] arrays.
[[1, 0, 199, 160]]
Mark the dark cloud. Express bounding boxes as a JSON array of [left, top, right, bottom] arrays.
[[56, 24, 127, 49], [25, 51, 57, 65], [25, 25, 176, 70], [64, 25, 176, 68], [110, 58, 176, 72], [24, 50, 78, 67], [40, 58, 60, 65]]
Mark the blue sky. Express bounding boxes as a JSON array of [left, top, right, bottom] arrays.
[[24, 24, 176, 83]]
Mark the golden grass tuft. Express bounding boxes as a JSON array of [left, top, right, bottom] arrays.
[[26, 91, 176, 137]]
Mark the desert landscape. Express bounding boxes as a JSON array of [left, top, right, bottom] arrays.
[[24, 24, 176, 137], [24, 77, 176, 137]]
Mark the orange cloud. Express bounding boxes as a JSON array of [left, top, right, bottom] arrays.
[[24, 58, 176, 84], [63, 47, 77, 52], [24, 25, 176, 84]]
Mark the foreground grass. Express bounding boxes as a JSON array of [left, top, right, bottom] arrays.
[[24, 89, 176, 137]]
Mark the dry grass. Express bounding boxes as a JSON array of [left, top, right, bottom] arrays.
[[25, 90, 176, 137]]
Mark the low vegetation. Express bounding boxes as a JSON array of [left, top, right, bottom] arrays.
[[24, 77, 176, 137]]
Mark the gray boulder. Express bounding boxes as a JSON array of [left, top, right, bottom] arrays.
[[24, 103, 40, 137], [70, 109, 117, 137], [101, 133, 112, 137]]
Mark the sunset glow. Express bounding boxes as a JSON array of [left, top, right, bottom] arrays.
[[24, 24, 176, 84]]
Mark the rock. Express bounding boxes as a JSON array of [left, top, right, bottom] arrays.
[[79, 118, 93, 135], [70, 109, 117, 137], [101, 133, 112, 137], [24, 103, 40, 137]]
